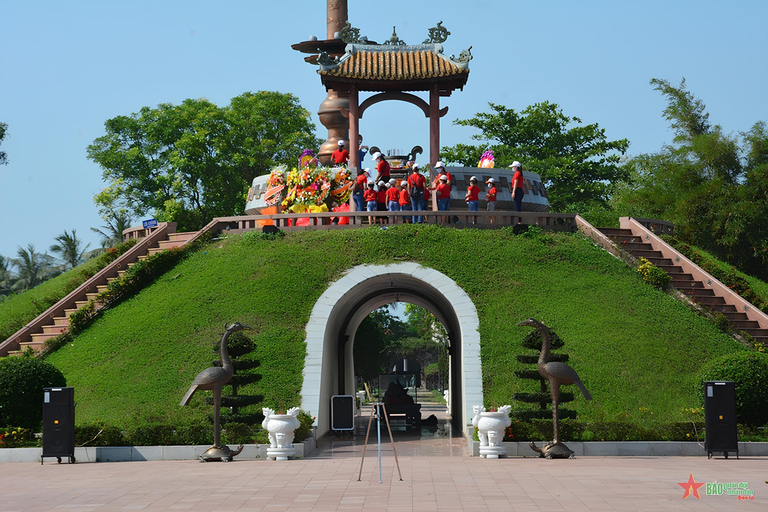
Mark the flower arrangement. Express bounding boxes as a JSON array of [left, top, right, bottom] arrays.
[[267, 153, 354, 214], [478, 150, 495, 168], [298, 148, 319, 169]]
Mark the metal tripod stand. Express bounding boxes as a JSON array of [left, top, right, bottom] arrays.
[[357, 402, 403, 483]]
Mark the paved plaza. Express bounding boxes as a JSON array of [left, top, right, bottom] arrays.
[[1, 423, 766, 512]]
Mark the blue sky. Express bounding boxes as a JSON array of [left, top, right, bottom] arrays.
[[1, 0, 766, 260]]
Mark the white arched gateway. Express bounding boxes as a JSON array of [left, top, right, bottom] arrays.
[[300, 262, 483, 435]]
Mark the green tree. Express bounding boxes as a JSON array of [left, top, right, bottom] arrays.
[[87, 92, 321, 231], [0, 356, 67, 429], [0, 254, 14, 297], [50, 229, 90, 270], [11, 244, 56, 292], [91, 208, 134, 249], [0, 122, 8, 166], [441, 102, 629, 210], [353, 306, 412, 382], [612, 79, 768, 279]]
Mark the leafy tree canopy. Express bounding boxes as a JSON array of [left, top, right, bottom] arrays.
[[441, 102, 629, 211], [0, 121, 7, 165], [612, 79, 768, 279], [88, 92, 321, 231]]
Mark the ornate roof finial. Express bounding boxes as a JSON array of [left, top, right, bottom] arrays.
[[339, 21, 363, 44], [451, 46, 473, 66], [384, 26, 406, 46], [423, 21, 450, 44]]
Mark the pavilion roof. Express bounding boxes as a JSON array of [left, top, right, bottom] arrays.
[[317, 43, 471, 93]]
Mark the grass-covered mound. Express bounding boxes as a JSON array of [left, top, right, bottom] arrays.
[[43, 226, 745, 433]]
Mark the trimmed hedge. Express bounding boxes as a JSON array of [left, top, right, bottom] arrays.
[[0, 357, 66, 429], [698, 352, 768, 427]]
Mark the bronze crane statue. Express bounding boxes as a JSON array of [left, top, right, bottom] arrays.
[[517, 318, 592, 458], [181, 322, 251, 462]]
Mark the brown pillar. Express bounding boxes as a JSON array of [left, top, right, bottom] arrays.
[[429, 84, 440, 176], [318, 0, 350, 165], [327, 0, 348, 39], [348, 87, 359, 170], [348, 87, 360, 213]]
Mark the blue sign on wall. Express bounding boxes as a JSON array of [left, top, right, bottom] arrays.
[[142, 218, 158, 229]]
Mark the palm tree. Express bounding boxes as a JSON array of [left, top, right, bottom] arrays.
[[50, 229, 90, 270], [11, 244, 56, 292], [0, 254, 15, 297], [91, 209, 134, 249]]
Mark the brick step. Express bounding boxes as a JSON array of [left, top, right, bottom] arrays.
[[694, 295, 726, 306], [86, 292, 100, 302], [74, 300, 91, 309], [598, 228, 634, 237], [642, 257, 673, 266], [167, 231, 196, 243], [681, 288, 717, 298], [729, 319, 761, 330], [674, 282, 708, 293], [616, 242, 654, 252], [97, 284, 110, 293], [30, 332, 57, 344], [64, 307, 80, 318], [53, 316, 70, 327], [42, 324, 68, 335], [669, 273, 694, 283], [606, 234, 643, 245], [19, 341, 43, 354], [741, 328, 768, 338], [656, 264, 685, 275]]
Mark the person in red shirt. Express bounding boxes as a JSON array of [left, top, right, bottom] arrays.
[[407, 164, 426, 223], [363, 180, 377, 224], [373, 152, 390, 183], [510, 160, 525, 224], [386, 179, 400, 223], [428, 174, 452, 224], [399, 182, 411, 222], [376, 181, 388, 224], [331, 140, 349, 166], [486, 177, 498, 224], [432, 161, 452, 188], [353, 168, 369, 212], [465, 175, 480, 224]]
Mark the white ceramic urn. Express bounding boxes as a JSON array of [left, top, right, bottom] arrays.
[[262, 407, 301, 460], [472, 405, 512, 458]]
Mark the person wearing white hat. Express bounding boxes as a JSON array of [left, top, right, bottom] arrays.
[[386, 178, 401, 222], [363, 180, 378, 224], [431, 160, 453, 189], [373, 152, 390, 184], [465, 176, 480, 224], [332, 139, 349, 166], [486, 177, 498, 223], [407, 163, 427, 223], [376, 180, 388, 222], [352, 167, 369, 212], [509, 161, 524, 213]]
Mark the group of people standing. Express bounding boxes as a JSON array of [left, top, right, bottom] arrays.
[[333, 139, 526, 224]]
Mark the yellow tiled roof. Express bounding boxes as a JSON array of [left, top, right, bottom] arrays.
[[320, 48, 469, 82]]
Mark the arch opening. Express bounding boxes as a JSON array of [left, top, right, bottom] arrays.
[[300, 263, 482, 436]]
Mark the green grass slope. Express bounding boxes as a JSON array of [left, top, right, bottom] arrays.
[[43, 226, 745, 429]]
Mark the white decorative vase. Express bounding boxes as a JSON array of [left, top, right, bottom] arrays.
[[472, 405, 512, 459], [262, 407, 301, 460]]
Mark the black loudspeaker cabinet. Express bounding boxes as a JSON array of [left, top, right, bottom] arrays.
[[704, 381, 738, 459], [42, 387, 75, 464], [331, 395, 355, 431]]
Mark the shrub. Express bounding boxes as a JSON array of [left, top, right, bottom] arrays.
[[637, 258, 670, 289], [294, 410, 315, 443], [698, 352, 768, 427], [0, 356, 66, 429], [75, 422, 127, 446], [223, 422, 254, 445], [0, 427, 36, 447]]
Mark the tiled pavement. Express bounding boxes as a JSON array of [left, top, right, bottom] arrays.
[[1, 407, 765, 511]]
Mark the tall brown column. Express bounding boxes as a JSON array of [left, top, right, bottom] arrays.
[[429, 84, 440, 173], [317, 0, 350, 165]]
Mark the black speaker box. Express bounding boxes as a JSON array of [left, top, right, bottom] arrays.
[[704, 381, 738, 459], [331, 395, 355, 431], [42, 387, 75, 464]]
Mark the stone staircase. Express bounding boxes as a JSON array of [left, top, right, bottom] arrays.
[[598, 226, 768, 347], [1, 226, 197, 357]]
